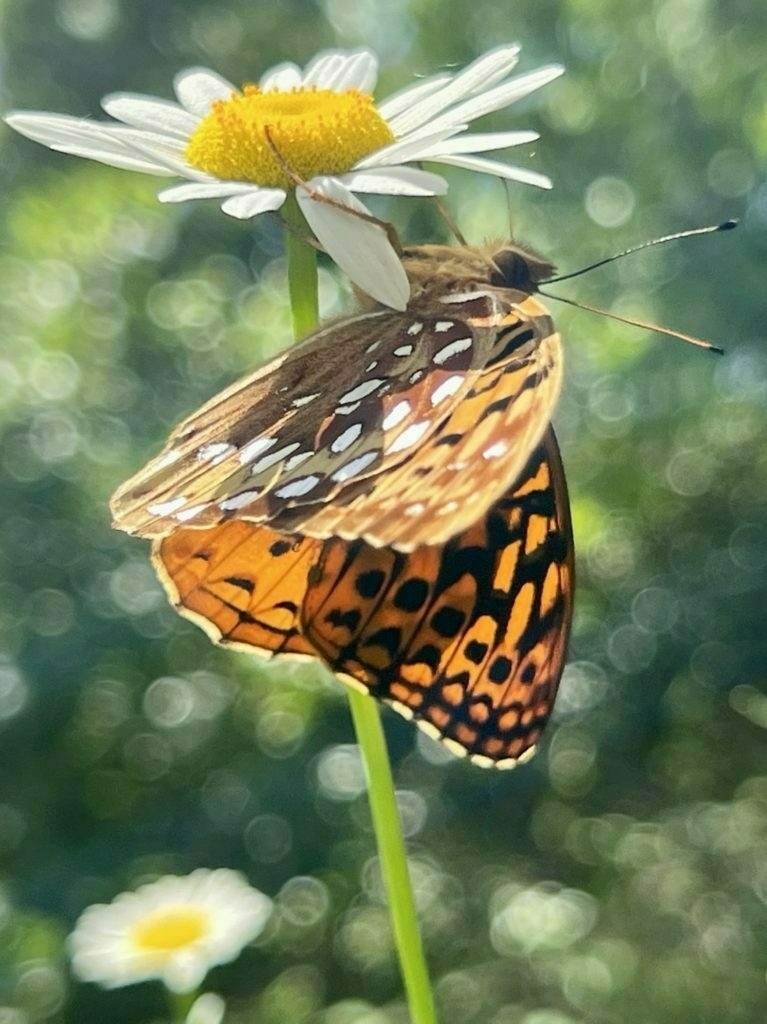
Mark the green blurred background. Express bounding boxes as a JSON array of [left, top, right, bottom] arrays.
[[1, 0, 766, 1022]]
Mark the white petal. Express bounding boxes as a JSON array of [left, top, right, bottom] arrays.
[[425, 130, 539, 155], [173, 68, 237, 115], [333, 50, 378, 92], [354, 125, 467, 169], [340, 166, 447, 196], [431, 153, 553, 188], [390, 59, 561, 139], [115, 127, 188, 154], [221, 188, 286, 218], [377, 74, 452, 121], [384, 46, 520, 137], [302, 49, 378, 92], [116, 133, 209, 178], [5, 112, 179, 175], [378, 44, 518, 134], [446, 44, 521, 97], [101, 94, 198, 137], [427, 65, 565, 133], [158, 181, 262, 202], [260, 62, 302, 91], [163, 951, 208, 994], [186, 994, 226, 1024], [298, 178, 409, 310]]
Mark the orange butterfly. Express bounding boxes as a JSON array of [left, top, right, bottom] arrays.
[[111, 242, 574, 767]]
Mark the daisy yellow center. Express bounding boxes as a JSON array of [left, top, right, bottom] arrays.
[[132, 907, 208, 952], [185, 85, 395, 188]]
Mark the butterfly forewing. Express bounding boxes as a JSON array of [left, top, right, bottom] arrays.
[[152, 428, 573, 766], [301, 295, 561, 548], [111, 275, 558, 551]]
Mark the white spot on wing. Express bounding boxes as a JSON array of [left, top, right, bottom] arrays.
[[393, 344, 414, 357], [430, 374, 464, 405], [339, 378, 386, 404], [332, 450, 378, 482], [147, 496, 187, 516], [409, 370, 424, 384], [407, 322, 423, 336], [330, 422, 363, 454], [335, 401, 361, 416], [274, 475, 321, 498], [284, 451, 313, 470], [385, 420, 430, 454], [175, 503, 208, 522], [239, 436, 277, 465], [220, 489, 261, 511], [483, 440, 508, 459], [153, 450, 181, 471], [382, 400, 411, 431], [442, 289, 494, 304], [365, 361, 378, 372], [435, 321, 454, 333], [196, 442, 235, 464], [250, 442, 301, 475], [434, 336, 472, 365], [388, 699, 415, 721], [405, 502, 426, 516], [291, 392, 320, 408]]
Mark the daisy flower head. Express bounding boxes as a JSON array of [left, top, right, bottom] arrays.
[[5, 45, 563, 310], [67, 869, 272, 993]]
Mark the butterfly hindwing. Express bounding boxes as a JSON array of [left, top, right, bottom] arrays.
[[302, 427, 573, 765], [152, 427, 573, 766], [152, 520, 321, 658]]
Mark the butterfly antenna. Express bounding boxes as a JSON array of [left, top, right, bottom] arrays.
[[538, 288, 724, 354], [431, 196, 468, 246], [503, 179, 515, 239], [544, 219, 738, 285]]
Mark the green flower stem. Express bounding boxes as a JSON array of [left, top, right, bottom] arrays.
[[282, 194, 318, 339], [167, 987, 196, 1023], [283, 208, 437, 1024], [347, 688, 438, 1024]]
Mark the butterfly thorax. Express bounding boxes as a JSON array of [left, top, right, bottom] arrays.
[[377, 242, 556, 314]]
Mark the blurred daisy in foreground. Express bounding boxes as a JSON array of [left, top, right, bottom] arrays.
[[68, 869, 272, 993], [5, 46, 563, 309]]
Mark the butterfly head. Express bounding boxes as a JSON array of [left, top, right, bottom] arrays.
[[389, 242, 556, 314]]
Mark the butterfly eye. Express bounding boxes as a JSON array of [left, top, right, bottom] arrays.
[[491, 247, 556, 292], [490, 248, 536, 290]]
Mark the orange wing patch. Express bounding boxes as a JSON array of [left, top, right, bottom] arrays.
[[302, 427, 573, 766], [153, 520, 320, 659]]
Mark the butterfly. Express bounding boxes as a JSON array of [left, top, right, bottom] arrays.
[[110, 241, 574, 768]]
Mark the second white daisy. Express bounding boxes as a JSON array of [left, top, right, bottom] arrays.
[[68, 868, 272, 993]]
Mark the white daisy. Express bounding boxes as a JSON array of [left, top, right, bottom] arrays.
[[67, 869, 272, 993], [5, 45, 563, 310]]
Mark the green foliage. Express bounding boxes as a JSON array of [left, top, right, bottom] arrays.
[[1, 1, 765, 1022]]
